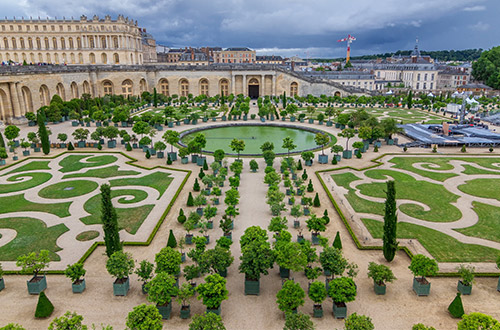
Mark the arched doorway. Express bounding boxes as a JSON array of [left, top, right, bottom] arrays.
[[334, 91, 341, 97], [248, 78, 259, 99], [0, 88, 9, 122], [21, 86, 34, 114]]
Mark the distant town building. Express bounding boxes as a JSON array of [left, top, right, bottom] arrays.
[[218, 47, 256, 64], [255, 55, 283, 65], [457, 83, 493, 96]]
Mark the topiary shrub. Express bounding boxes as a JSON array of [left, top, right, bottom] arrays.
[[167, 229, 177, 248], [297, 160, 303, 170], [35, 292, 54, 318], [373, 145, 379, 152], [313, 193, 320, 207], [187, 192, 194, 206], [178, 208, 187, 224], [67, 142, 74, 151], [166, 155, 172, 165], [333, 231, 342, 250], [145, 149, 151, 159], [126, 142, 132, 151], [344, 313, 374, 330], [322, 209, 330, 225], [432, 145, 437, 153], [199, 168, 205, 180], [193, 179, 201, 192], [307, 180, 314, 192], [448, 292, 464, 318], [331, 158, 337, 165], [203, 159, 208, 170]]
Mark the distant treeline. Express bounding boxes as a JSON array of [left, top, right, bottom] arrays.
[[313, 49, 483, 63]]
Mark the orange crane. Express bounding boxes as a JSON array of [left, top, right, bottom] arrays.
[[337, 34, 356, 63]]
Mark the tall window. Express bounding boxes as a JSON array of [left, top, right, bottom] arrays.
[[121, 80, 133, 97], [89, 53, 96, 64], [52, 37, 57, 49], [69, 38, 74, 49], [39, 85, 50, 106], [103, 81, 113, 95], [159, 79, 169, 96], [61, 38, 66, 49], [113, 37, 119, 48], [220, 79, 229, 96], [44, 38, 49, 49], [180, 79, 189, 97], [200, 79, 209, 96], [113, 53, 119, 64], [89, 36, 95, 48], [290, 82, 298, 96], [101, 53, 107, 64]]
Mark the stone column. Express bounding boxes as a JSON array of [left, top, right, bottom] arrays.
[[242, 74, 247, 96], [8, 82, 22, 118], [261, 74, 265, 96], [231, 74, 236, 95], [272, 75, 276, 96], [15, 83, 26, 116]]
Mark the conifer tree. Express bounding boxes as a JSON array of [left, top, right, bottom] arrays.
[[187, 192, 194, 206], [167, 229, 177, 248], [101, 183, 122, 257], [448, 293, 464, 318], [35, 292, 54, 318], [0, 131, 5, 148], [322, 209, 330, 225], [383, 180, 398, 262], [37, 111, 50, 155], [297, 160, 303, 170], [313, 193, 321, 207], [333, 231, 342, 250], [153, 87, 158, 108], [307, 179, 314, 192], [193, 178, 201, 191], [203, 159, 208, 170]]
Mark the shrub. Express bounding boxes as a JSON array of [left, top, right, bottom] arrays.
[[199, 168, 205, 180], [333, 231, 342, 250], [461, 145, 467, 153], [367, 262, 396, 285], [249, 159, 259, 172], [403, 146, 408, 152], [332, 157, 338, 165], [196, 273, 228, 309], [344, 313, 374, 330], [283, 312, 314, 330], [328, 277, 357, 303], [313, 193, 320, 207], [307, 180, 314, 192], [126, 304, 162, 330], [35, 292, 54, 318], [177, 208, 187, 224], [166, 155, 172, 165], [126, 142, 132, 151], [412, 324, 436, 330], [458, 313, 500, 330], [97, 143, 102, 150], [0, 324, 26, 330], [155, 247, 182, 276], [64, 263, 86, 283], [145, 272, 178, 306], [145, 149, 151, 159], [373, 145, 379, 152], [167, 229, 177, 248], [408, 254, 438, 279], [448, 292, 464, 318], [276, 280, 305, 313], [67, 142, 75, 150], [308, 281, 327, 305], [187, 192, 194, 206], [189, 312, 226, 330], [48, 311, 85, 330], [193, 178, 201, 191], [432, 145, 437, 153], [135, 260, 154, 284], [457, 264, 475, 286], [203, 159, 209, 170]]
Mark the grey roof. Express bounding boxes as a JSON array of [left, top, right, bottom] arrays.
[[460, 83, 492, 90], [256, 55, 283, 61], [225, 47, 252, 51]]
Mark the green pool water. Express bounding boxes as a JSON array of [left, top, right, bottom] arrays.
[[181, 125, 320, 155]]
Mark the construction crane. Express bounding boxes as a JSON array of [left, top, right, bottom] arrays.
[[337, 34, 356, 64]]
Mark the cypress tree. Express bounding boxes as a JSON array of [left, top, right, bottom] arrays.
[[203, 159, 208, 170], [35, 292, 54, 318], [333, 231, 342, 250], [448, 293, 464, 318], [193, 178, 201, 191], [383, 180, 398, 262], [67, 142, 75, 150], [101, 183, 122, 257], [297, 160, 302, 170], [187, 192, 194, 206], [407, 90, 413, 109], [167, 229, 177, 248], [0, 131, 5, 148], [37, 111, 50, 155], [313, 193, 320, 207], [153, 87, 158, 108]]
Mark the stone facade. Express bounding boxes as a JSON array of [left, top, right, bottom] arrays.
[[0, 64, 368, 124], [0, 15, 146, 66]]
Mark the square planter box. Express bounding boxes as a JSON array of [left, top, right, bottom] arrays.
[[185, 234, 193, 245], [191, 154, 198, 163], [374, 281, 386, 295], [23, 150, 30, 156], [244, 278, 260, 295], [167, 152, 177, 161], [77, 141, 86, 148], [27, 275, 47, 295], [0, 278, 5, 291], [313, 305, 324, 318], [113, 277, 130, 296], [107, 140, 116, 148], [149, 148, 157, 156], [180, 305, 191, 319], [374, 141, 382, 148], [184, 119, 190, 124], [457, 281, 472, 295], [311, 233, 320, 245], [304, 208, 310, 216], [333, 302, 347, 319], [308, 119, 314, 124], [72, 121, 79, 127], [132, 143, 138, 149], [386, 138, 394, 145], [222, 116, 227, 121], [343, 150, 353, 159], [413, 277, 431, 296], [181, 157, 189, 164], [197, 156, 206, 166], [191, 119, 198, 125], [142, 146, 149, 152], [72, 279, 86, 293], [34, 147, 41, 152], [168, 122, 174, 128], [305, 159, 313, 166], [212, 118, 217, 122], [326, 120, 333, 127], [279, 267, 290, 279], [290, 117, 296, 122], [176, 121, 181, 126], [207, 305, 221, 315], [297, 235, 304, 243], [318, 154, 328, 164], [335, 154, 342, 162], [157, 302, 172, 320], [260, 117, 266, 122], [157, 151, 164, 159]]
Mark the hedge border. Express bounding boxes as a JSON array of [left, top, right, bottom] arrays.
[[2, 150, 190, 275], [315, 151, 500, 277]]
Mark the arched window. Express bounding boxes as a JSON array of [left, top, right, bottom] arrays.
[[38, 53, 43, 62], [14, 53, 19, 62], [21, 86, 33, 114], [121, 79, 133, 97], [46, 53, 51, 63], [139, 79, 147, 93], [101, 53, 107, 64], [219, 79, 229, 97], [180, 79, 189, 97], [78, 53, 83, 64], [28, 38, 33, 49], [200, 79, 209, 96], [290, 82, 298, 96], [69, 38, 74, 49], [102, 80, 113, 95], [62, 53, 67, 63], [44, 38, 49, 49], [113, 53, 119, 64], [36, 37, 41, 50], [11, 38, 17, 49], [56, 83, 66, 101], [60, 38, 66, 49], [30, 53, 35, 62], [159, 79, 169, 96], [0, 89, 10, 122], [113, 37, 119, 48], [3, 37, 8, 49], [71, 82, 79, 99], [70, 53, 75, 64], [54, 53, 59, 64], [89, 36, 95, 48], [39, 85, 50, 106], [20, 38, 25, 49], [89, 53, 96, 64], [100, 36, 106, 49], [77, 37, 82, 49], [83, 81, 91, 95], [22, 53, 27, 61], [52, 37, 57, 49]]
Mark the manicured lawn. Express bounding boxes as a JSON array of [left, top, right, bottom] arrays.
[[461, 164, 500, 175], [110, 172, 173, 198], [0, 217, 68, 261], [62, 165, 140, 179], [360, 169, 461, 222], [0, 172, 52, 194], [389, 157, 458, 181], [362, 218, 500, 262], [81, 189, 153, 234], [0, 194, 71, 217], [76, 230, 100, 241], [59, 155, 117, 173], [455, 202, 500, 244], [38, 180, 99, 199], [458, 178, 500, 201], [6, 161, 51, 174], [331, 172, 384, 215]]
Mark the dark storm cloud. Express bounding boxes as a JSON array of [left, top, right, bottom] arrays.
[[1, 0, 498, 57]]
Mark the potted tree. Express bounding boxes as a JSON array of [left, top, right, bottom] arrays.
[[57, 133, 68, 149], [163, 130, 180, 161], [314, 133, 330, 164], [331, 145, 344, 162], [196, 273, 228, 315], [176, 282, 195, 319], [457, 264, 474, 295], [339, 128, 355, 159], [0, 147, 7, 166], [408, 254, 439, 296], [0, 263, 4, 291], [249, 159, 259, 172], [27, 132, 40, 151], [328, 277, 357, 319], [308, 281, 327, 318], [367, 262, 396, 295], [126, 304, 163, 330], [220, 215, 233, 241], [301, 151, 314, 167], [320, 247, 347, 280], [276, 279, 305, 314], [306, 214, 327, 245], [179, 147, 190, 164], [146, 272, 178, 319], [106, 251, 135, 296], [64, 263, 86, 293], [72, 128, 90, 148], [135, 260, 154, 294], [154, 141, 166, 159], [199, 246, 234, 277], [20, 139, 31, 156], [16, 250, 50, 294], [155, 247, 182, 277]]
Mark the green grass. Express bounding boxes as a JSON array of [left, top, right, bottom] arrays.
[[389, 157, 458, 181], [38, 180, 99, 199], [362, 218, 500, 262], [6, 161, 51, 174], [59, 155, 117, 173], [331, 172, 384, 215], [0, 217, 68, 261], [455, 202, 500, 243], [62, 165, 140, 179], [76, 230, 100, 241], [110, 172, 173, 198], [0, 172, 52, 194], [80, 189, 153, 234], [0, 194, 71, 217], [461, 164, 500, 175], [458, 178, 500, 201], [359, 169, 461, 222]]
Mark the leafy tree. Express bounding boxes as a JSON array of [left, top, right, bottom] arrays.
[[126, 304, 163, 330], [283, 312, 314, 330], [263, 150, 276, 166], [314, 133, 330, 155], [344, 313, 374, 330], [16, 250, 50, 278], [135, 260, 154, 286], [199, 246, 234, 275], [155, 247, 182, 276], [35, 292, 54, 318], [268, 216, 288, 234], [308, 281, 327, 306], [239, 227, 275, 280], [275, 241, 308, 275], [249, 159, 259, 172], [306, 214, 327, 236], [106, 251, 135, 280], [229, 139, 245, 159], [72, 128, 90, 142], [162, 130, 180, 153], [64, 263, 86, 284], [383, 180, 398, 262], [448, 292, 465, 318], [189, 312, 226, 330], [146, 272, 178, 306], [0, 324, 26, 330], [48, 311, 86, 330], [458, 313, 500, 330], [282, 137, 297, 159], [276, 280, 305, 313], [320, 247, 347, 278], [408, 254, 439, 280], [407, 90, 413, 109], [100, 184, 122, 257], [412, 324, 436, 330], [328, 277, 357, 304], [196, 273, 228, 309], [472, 46, 500, 89], [260, 141, 274, 152], [338, 128, 355, 151], [367, 262, 396, 285]]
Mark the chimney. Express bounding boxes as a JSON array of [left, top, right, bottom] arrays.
[[191, 49, 194, 60]]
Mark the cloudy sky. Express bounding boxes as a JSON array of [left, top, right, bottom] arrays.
[[1, 0, 498, 58]]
